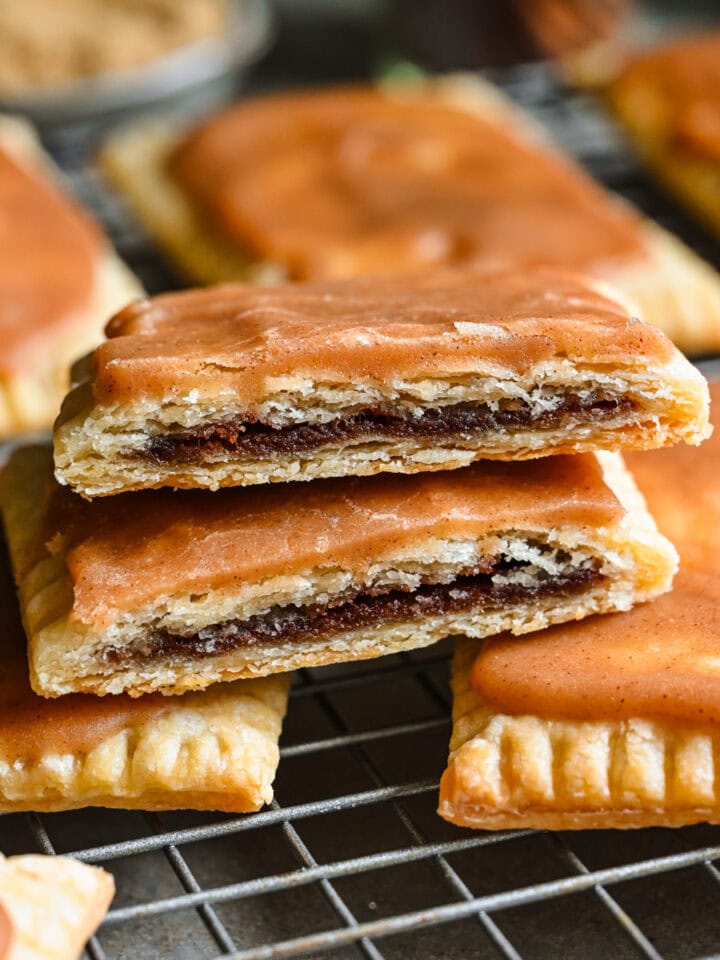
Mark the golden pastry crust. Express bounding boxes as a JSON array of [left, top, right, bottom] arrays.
[[1, 445, 676, 697], [52, 270, 710, 497], [99, 75, 720, 354], [439, 638, 720, 830], [0, 853, 113, 960], [608, 32, 720, 247], [0, 115, 140, 438]]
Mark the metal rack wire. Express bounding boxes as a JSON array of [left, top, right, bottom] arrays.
[[8, 63, 720, 959]]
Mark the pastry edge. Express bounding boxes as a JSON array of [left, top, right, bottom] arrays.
[[438, 637, 720, 831], [0, 674, 289, 812], [0, 853, 114, 959]]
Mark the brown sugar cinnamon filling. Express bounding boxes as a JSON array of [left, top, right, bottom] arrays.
[[142, 394, 635, 465], [103, 561, 603, 665]]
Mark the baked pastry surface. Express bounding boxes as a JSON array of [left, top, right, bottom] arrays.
[[2, 444, 676, 697], [0, 530, 288, 811], [52, 269, 710, 497], [0, 116, 140, 437], [609, 32, 720, 245], [99, 76, 720, 353], [439, 381, 720, 830], [0, 853, 113, 959]]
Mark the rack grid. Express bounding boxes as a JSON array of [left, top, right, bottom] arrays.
[[6, 63, 720, 960]]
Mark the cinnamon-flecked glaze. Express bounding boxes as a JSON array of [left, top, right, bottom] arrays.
[[94, 269, 670, 404], [167, 86, 648, 280], [471, 382, 720, 724], [0, 146, 102, 373], [0, 543, 166, 761], [613, 31, 720, 163], [49, 454, 622, 629]]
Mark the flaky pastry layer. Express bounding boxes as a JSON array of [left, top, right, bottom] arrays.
[[0, 853, 114, 960], [2, 447, 677, 697], [99, 75, 720, 354], [0, 115, 140, 437], [54, 353, 710, 496], [34, 577, 660, 698], [439, 638, 720, 830]]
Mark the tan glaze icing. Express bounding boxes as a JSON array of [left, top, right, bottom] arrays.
[[471, 382, 720, 725], [614, 31, 720, 163], [93, 268, 670, 405], [0, 147, 102, 373], [49, 453, 623, 629], [167, 86, 648, 280], [472, 568, 720, 724], [0, 543, 166, 759]]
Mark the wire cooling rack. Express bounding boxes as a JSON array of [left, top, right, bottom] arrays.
[[8, 63, 720, 960]]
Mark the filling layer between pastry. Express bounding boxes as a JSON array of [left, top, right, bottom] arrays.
[[141, 394, 635, 464], [103, 561, 602, 664]]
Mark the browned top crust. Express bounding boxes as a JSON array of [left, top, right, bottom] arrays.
[[472, 381, 720, 725], [611, 31, 720, 163], [0, 144, 102, 373], [167, 84, 649, 280], [27, 451, 622, 629], [89, 268, 672, 405]]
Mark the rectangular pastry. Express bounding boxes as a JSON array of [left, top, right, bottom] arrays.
[[52, 269, 710, 496], [0, 853, 113, 960], [439, 380, 720, 831], [609, 31, 720, 244], [0, 115, 140, 437], [1, 444, 676, 698], [0, 532, 289, 811], [100, 76, 720, 354]]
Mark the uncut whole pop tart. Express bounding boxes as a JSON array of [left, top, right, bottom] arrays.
[[1, 444, 675, 697], [53, 269, 709, 497], [100, 77, 720, 353], [0, 528, 288, 812], [439, 382, 720, 831]]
